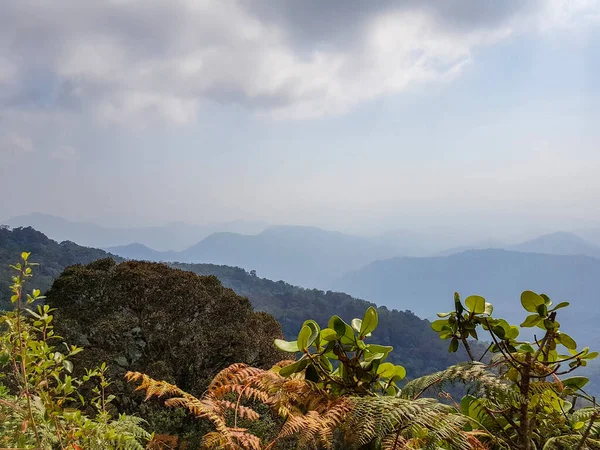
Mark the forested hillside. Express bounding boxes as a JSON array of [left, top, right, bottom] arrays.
[[0, 226, 121, 309], [172, 262, 473, 378], [0, 226, 471, 379]]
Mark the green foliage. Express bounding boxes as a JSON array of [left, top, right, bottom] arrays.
[[0, 227, 120, 309], [174, 262, 480, 379], [0, 253, 149, 449], [45, 258, 286, 440], [275, 306, 407, 396], [429, 290, 600, 450], [130, 306, 479, 450]]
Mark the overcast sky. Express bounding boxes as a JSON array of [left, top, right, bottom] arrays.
[[1, 0, 599, 237]]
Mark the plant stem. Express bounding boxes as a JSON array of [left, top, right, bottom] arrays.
[[15, 265, 41, 448]]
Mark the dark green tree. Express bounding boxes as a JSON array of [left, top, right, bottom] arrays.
[[45, 259, 285, 439]]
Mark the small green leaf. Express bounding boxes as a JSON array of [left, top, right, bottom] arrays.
[[391, 365, 406, 381], [274, 339, 299, 353], [431, 319, 449, 332], [351, 318, 362, 333], [521, 290, 545, 313], [465, 295, 486, 314], [536, 303, 548, 317], [520, 314, 541, 328], [360, 306, 378, 337], [449, 337, 459, 353], [573, 421, 585, 430], [550, 301, 570, 311], [377, 362, 396, 378], [484, 302, 493, 315], [279, 357, 308, 377], [562, 376, 589, 390], [297, 325, 311, 351], [21, 252, 30, 261], [63, 360, 73, 373], [557, 332, 577, 350], [320, 328, 337, 342]]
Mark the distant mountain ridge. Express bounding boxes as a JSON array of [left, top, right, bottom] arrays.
[[0, 225, 474, 379], [4, 213, 269, 251], [109, 225, 403, 288], [336, 248, 600, 345], [438, 231, 600, 259]]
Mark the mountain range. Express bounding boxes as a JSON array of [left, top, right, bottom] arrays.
[[3, 224, 600, 392], [336, 249, 600, 345], [5, 213, 600, 291], [109, 226, 400, 288], [3, 213, 269, 251]]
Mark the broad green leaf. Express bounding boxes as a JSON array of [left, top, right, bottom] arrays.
[[484, 302, 494, 315], [301, 320, 320, 347], [573, 421, 585, 430], [274, 339, 299, 353], [465, 295, 486, 314], [520, 314, 541, 328], [360, 306, 378, 337], [366, 344, 393, 355], [437, 312, 452, 318], [505, 326, 520, 340], [550, 301, 570, 312], [279, 357, 308, 377], [449, 337, 459, 353], [521, 290, 544, 313], [541, 293, 553, 306], [351, 318, 362, 333], [584, 351, 599, 360], [320, 328, 337, 342], [63, 360, 73, 373], [562, 376, 589, 390], [328, 315, 350, 339], [377, 362, 396, 378], [364, 352, 385, 362], [297, 325, 311, 351], [557, 332, 577, 350], [431, 319, 449, 332], [391, 365, 406, 381], [520, 343, 535, 353], [537, 304, 548, 317]]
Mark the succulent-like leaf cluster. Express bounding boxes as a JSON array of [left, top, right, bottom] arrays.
[[274, 307, 406, 396]]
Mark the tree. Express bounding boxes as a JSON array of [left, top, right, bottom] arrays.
[[423, 291, 600, 449], [45, 259, 285, 437]]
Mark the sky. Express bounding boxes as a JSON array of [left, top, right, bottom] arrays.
[[1, 0, 599, 239]]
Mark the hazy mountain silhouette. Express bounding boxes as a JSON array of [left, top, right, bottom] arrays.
[[3, 213, 269, 251], [336, 249, 600, 345], [438, 231, 600, 259], [511, 231, 600, 258], [175, 226, 401, 288]]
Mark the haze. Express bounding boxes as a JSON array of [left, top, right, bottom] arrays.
[[1, 1, 599, 241]]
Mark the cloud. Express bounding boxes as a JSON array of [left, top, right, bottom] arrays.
[[0, 0, 598, 125], [50, 145, 78, 161], [0, 133, 34, 156]]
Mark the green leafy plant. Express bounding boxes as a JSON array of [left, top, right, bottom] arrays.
[[129, 307, 480, 449], [427, 290, 600, 450], [0, 252, 151, 449]]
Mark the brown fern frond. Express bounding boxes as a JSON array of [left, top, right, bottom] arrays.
[[125, 371, 185, 400]]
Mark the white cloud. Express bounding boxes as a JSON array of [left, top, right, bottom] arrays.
[[0, 0, 598, 125], [50, 145, 78, 161], [0, 133, 34, 156]]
